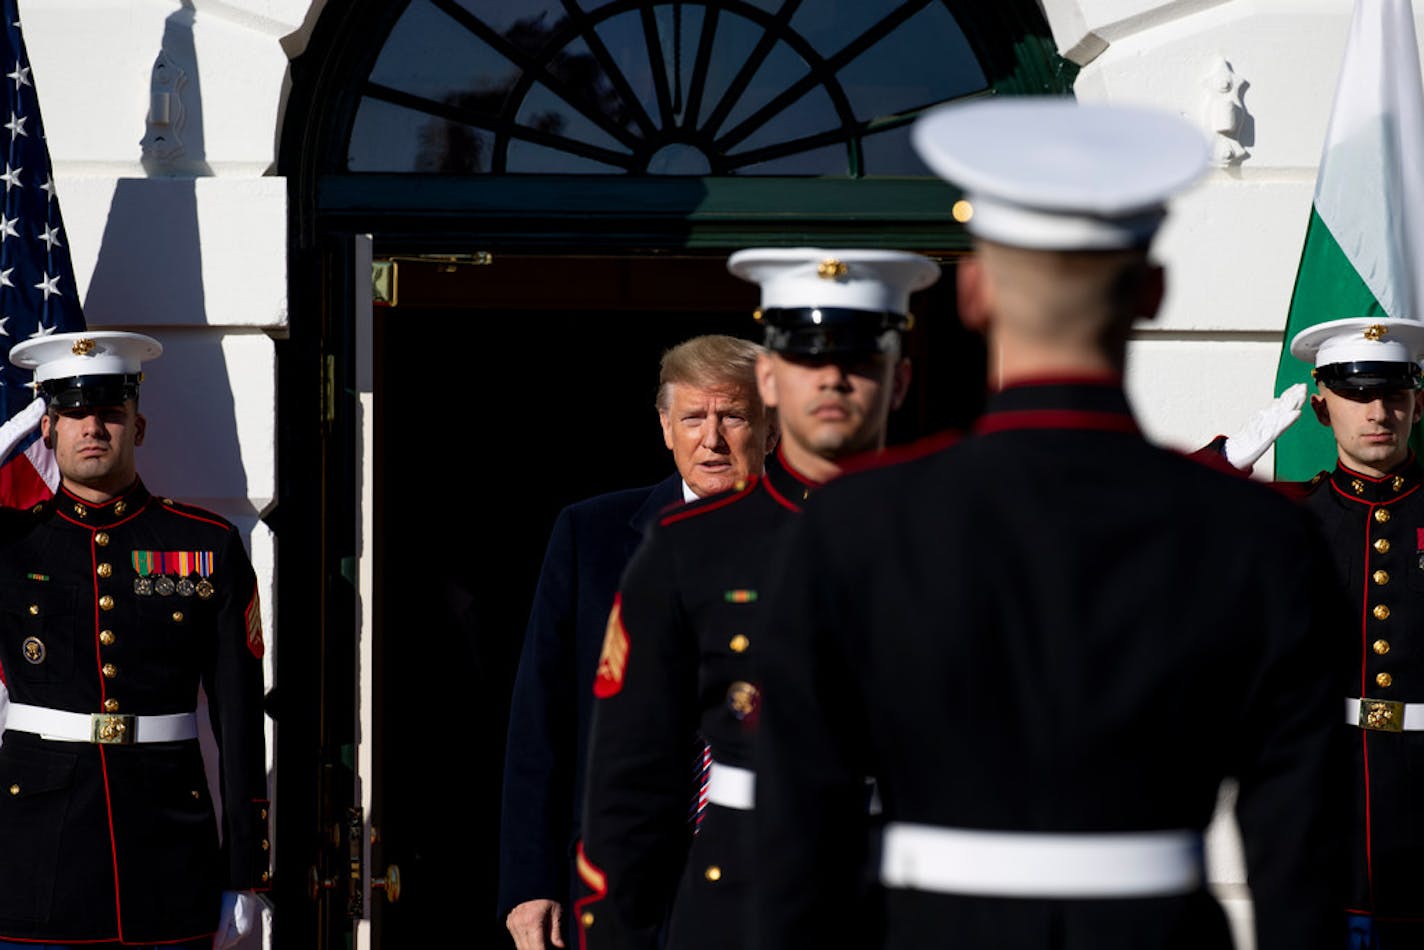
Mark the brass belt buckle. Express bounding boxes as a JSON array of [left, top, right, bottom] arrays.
[[1359, 698, 1405, 732], [90, 713, 136, 745]]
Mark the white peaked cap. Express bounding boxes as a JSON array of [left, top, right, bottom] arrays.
[[10, 330, 162, 382], [726, 247, 940, 313], [911, 97, 1210, 250], [1290, 317, 1424, 367]]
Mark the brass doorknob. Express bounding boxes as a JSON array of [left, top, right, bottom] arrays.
[[372, 864, 401, 903], [306, 866, 335, 901]]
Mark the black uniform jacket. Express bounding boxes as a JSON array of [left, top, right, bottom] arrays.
[[1300, 457, 1424, 920], [753, 381, 1348, 950], [579, 449, 817, 950], [498, 474, 683, 940], [0, 479, 269, 944]]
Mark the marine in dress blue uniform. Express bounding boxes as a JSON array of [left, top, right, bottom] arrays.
[[0, 332, 269, 948], [752, 99, 1348, 950], [1286, 317, 1424, 949], [578, 249, 938, 950]]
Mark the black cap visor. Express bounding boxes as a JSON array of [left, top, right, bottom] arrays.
[[40, 374, 141, 410], [761, 307, 909, 356], [1315, 361, 1423, 393]]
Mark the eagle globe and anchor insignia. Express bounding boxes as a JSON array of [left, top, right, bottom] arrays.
[[1362, 699, 1405, 732], [21, 635, 44, 664]]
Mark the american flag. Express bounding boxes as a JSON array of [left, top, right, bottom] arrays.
[[0, 0, 84, 509]]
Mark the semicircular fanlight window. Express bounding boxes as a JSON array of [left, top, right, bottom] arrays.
[[346, 0, 989, 176]]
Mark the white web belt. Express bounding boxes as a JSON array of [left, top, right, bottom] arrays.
[[880, 823, 1203, 899], [5, 702, 198, 745], [1347, 697, 1424, 731]]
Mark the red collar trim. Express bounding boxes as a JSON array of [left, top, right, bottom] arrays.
[[657, 477, 759, 526], [975, 409, 1139, 436]]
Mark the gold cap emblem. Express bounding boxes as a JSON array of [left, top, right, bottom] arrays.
[[1364, 324, 1388, 341], [71, 337, 96, 356], [816, 258, 848, 280]]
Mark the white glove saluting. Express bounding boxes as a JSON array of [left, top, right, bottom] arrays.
[[213, 890, 261, 950], [1223, 383, 1307, 470], [0, 397, 45, 465]]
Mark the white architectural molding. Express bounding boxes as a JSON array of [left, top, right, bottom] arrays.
[[1037, 0, 1232, 64], [61, 176, 289, 331], [1203, 55, 1249, 165], [23, 3, 291, 170], [141, 50, 189, 168]]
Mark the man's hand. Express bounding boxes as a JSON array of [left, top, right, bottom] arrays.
[[212, 890, 261, 949], [1224, 383, 1307, 470], [506, 898, 565, 950]]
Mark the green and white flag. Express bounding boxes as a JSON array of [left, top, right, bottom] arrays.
[[1274, 0, 1424, 479]]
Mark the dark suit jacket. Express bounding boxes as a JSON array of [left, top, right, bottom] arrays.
[[498, 475, 684, 940]]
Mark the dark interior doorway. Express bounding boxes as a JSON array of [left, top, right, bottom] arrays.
[[368, 251, 984, 946]]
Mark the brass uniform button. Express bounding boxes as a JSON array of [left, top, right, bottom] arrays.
[[192, 790, 201, 799], [726, 681, 760, 720], [1374, 604, 1391, 621], [260, 808, 269, 820], [97, 562, 112, 578], [1376, 508, 1392, 523], [1375, 639, 1392, 655], [99, 630, 115, 646], [729, 634, 750, 653], [163, 498, 174, 506], [99, 595, 114, 611], [261, 839, 270, 851], [581, 912, 594, 929], [103, 698, 119, 712], [261, 870, 271, 883], [8, 784, 18, 796], [94, 532, 109, 547], [1375, 570, 1391, 585], [1376, 538, 1392, 554], [704, 865, 722, 882], [102, 662, 118, 679], [114, 500, 126, 515], [172, 611, 184, 623], [1378, 672, 1394, 688], [26, 603, 37, 615]]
